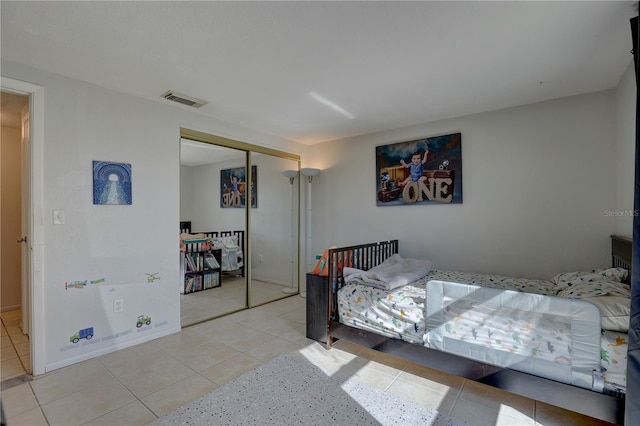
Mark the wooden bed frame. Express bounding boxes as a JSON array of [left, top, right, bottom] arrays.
[[315, 235, 632, 424]]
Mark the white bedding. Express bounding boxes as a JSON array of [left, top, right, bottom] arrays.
[[211, 235, 244, 272], [343, 254, 432, 291], [337, 269, 629, 393]]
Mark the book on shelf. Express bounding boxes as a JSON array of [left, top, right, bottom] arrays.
[[205, 252, 220, 269], [185, 253, 197, 273], [204, 272, 220, 289]]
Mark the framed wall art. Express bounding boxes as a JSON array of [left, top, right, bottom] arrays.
[[220, 165, 257, 208], [93, 161, 132, 205], [375, 133, 462, 206]]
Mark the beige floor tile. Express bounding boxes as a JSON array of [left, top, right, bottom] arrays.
[[103, 351, 196, 398], [386, 374, 459, 414], [341, 363, 398, 391], [243, 337, 301, 361], [254, 295, 304, 315], [228, 307, 275, 324], [40, 373, 136, 426], [20, 353, 31, 374], [244, 315, 302, 336], [278, 307, 306, 324], [188, 316, 247, 341], [1, 382, 39, 418], [358, 347, 410, 374], [458, 379, 535, 418], [1, 357, 25, 380], [1, 343, 18, 360], [150, 328, 217, 356], [141, 373, 218, 417], [29, 359, 111, 405], [400, 362, 466, 393], [219, 326, 273, 352], [14, 340, 30, 356], [84, 401, 157, 426], [6, 407, 48, 426], [1, 309, 22, 325], [169, 340, 240, 371], [297, 342, 365, 377], [280, 324, 315, 346], [199, 353, 262, 385], [5, 326, 28, 344], [98, 340, 166, 371], [0, 335, 12, 348]]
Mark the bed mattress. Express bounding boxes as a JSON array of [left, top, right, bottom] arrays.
[[337, 269, 628, 393]]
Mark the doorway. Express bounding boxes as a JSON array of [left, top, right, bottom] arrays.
[[1, 90, 30, 379]]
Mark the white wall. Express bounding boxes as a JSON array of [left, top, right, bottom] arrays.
[[309, 90, 621, 280], [1, 60, 305, 373], [616, 62, 637, 237]]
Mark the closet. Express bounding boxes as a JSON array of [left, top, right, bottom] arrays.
[[179, 128, 300, 326]]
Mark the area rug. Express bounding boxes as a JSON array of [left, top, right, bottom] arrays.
[[153, 351, 468, 426]]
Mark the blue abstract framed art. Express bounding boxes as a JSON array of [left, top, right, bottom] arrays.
[[93, 161, 132, 205]]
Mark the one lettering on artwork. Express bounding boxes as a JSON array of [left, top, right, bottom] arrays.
[[222, 191, 242, 207], [402, 176, 453, 203]]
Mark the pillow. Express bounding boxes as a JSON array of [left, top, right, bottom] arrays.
[[551, 268, 629, 289], [582, 296, 630, 332], [555, 280, 631, 299]]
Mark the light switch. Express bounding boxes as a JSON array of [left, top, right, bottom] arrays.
[[53, 209, 65, 225]]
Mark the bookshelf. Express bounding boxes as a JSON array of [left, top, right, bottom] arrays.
[[180, 245, 222, 295]]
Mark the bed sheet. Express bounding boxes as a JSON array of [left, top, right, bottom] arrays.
[[336, 269, 628, 393], [601, 329, 628, 393]]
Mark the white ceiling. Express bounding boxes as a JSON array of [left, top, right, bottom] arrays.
[[1, 1, 636, 147]]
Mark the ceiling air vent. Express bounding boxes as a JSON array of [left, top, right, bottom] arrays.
[[161, 90, 208, 108]]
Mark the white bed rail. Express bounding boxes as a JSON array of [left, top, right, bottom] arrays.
[[426, 280, 602, 391]]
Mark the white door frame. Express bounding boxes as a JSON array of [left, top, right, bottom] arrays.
[[1, 76, 45, 375]]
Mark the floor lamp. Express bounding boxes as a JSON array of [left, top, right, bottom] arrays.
[[281, 170, 298, 294], [300, 168, 321, 272]]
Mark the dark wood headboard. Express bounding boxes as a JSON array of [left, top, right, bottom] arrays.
[[327, 240, 399, 320], [611, 234, 632, 283]]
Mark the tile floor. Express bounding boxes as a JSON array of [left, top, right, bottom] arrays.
[[1, 309, 30, 381], [2, 296, 615, 426], [180, 277, 298, 326]]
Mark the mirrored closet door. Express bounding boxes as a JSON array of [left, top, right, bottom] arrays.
[[248, 153, 299, 307], [179, 129, 300, 327], [180, 140, 248, 325]]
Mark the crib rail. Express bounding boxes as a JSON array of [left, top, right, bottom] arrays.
[[200, 230, 246, 277], [327, 240, 398, 320], [611, 235, 632, 284]]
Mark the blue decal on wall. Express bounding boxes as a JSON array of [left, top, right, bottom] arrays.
[[93, 161, 132, 205]]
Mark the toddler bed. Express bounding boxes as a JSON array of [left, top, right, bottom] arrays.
[[319, 236, 631, 423]]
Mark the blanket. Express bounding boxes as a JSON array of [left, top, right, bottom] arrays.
[[343, 254, 432, 291]]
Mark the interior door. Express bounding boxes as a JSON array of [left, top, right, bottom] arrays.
[[21, 103, 31, 338]]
